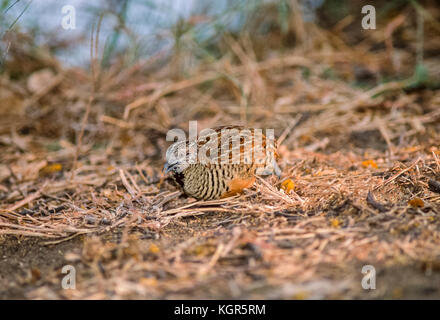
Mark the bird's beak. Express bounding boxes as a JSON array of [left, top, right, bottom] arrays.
[[163, 162, 172, 174]]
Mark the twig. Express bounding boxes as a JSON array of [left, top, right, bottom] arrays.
[[119, 169, 137, 197], [366, 191, 388, 213], [373, 157, 421, 191], [3, 191, 41, 212], [277, 114, 302, 146]]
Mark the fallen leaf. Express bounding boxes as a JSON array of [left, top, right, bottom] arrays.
[[140, 277, 157, 287], [292, 292, 309, 300], [149, 243, 160, 254], [40, 163, 63, 175], [330, 218, 341, 228], [408, 197, 424, 208], [362, 160, 378, 169], [281, 179, 295, 193]]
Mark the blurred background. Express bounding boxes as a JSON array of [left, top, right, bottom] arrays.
[[1, 0, 439, 158], [1, 0, 330, 67]]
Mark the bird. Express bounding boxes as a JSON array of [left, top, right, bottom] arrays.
[[164, 125, 281, 200]]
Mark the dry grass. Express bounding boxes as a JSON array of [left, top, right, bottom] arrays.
[[1, 1, 440, 299]]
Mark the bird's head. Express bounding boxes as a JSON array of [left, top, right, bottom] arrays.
[[164, 141, 189, 174]]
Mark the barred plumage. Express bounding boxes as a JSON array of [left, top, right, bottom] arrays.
[[164, 126, 281, 200]]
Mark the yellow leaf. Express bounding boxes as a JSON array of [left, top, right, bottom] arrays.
[[281, 179, 295, 193], [402, 146, 421, 153], [192, 244, 215, 257], [149, 243, 160, 254], [330, 218, 341, 228], [292, 292, 308, 300], [140, 277, 157, 287], [429, 147, 440, 155], [40, 163, 63, 175], [408, 197, 424, 208], [362, 160, 378, 169]]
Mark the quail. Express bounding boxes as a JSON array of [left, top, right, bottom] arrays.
[[164, 125, 281, 200]]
